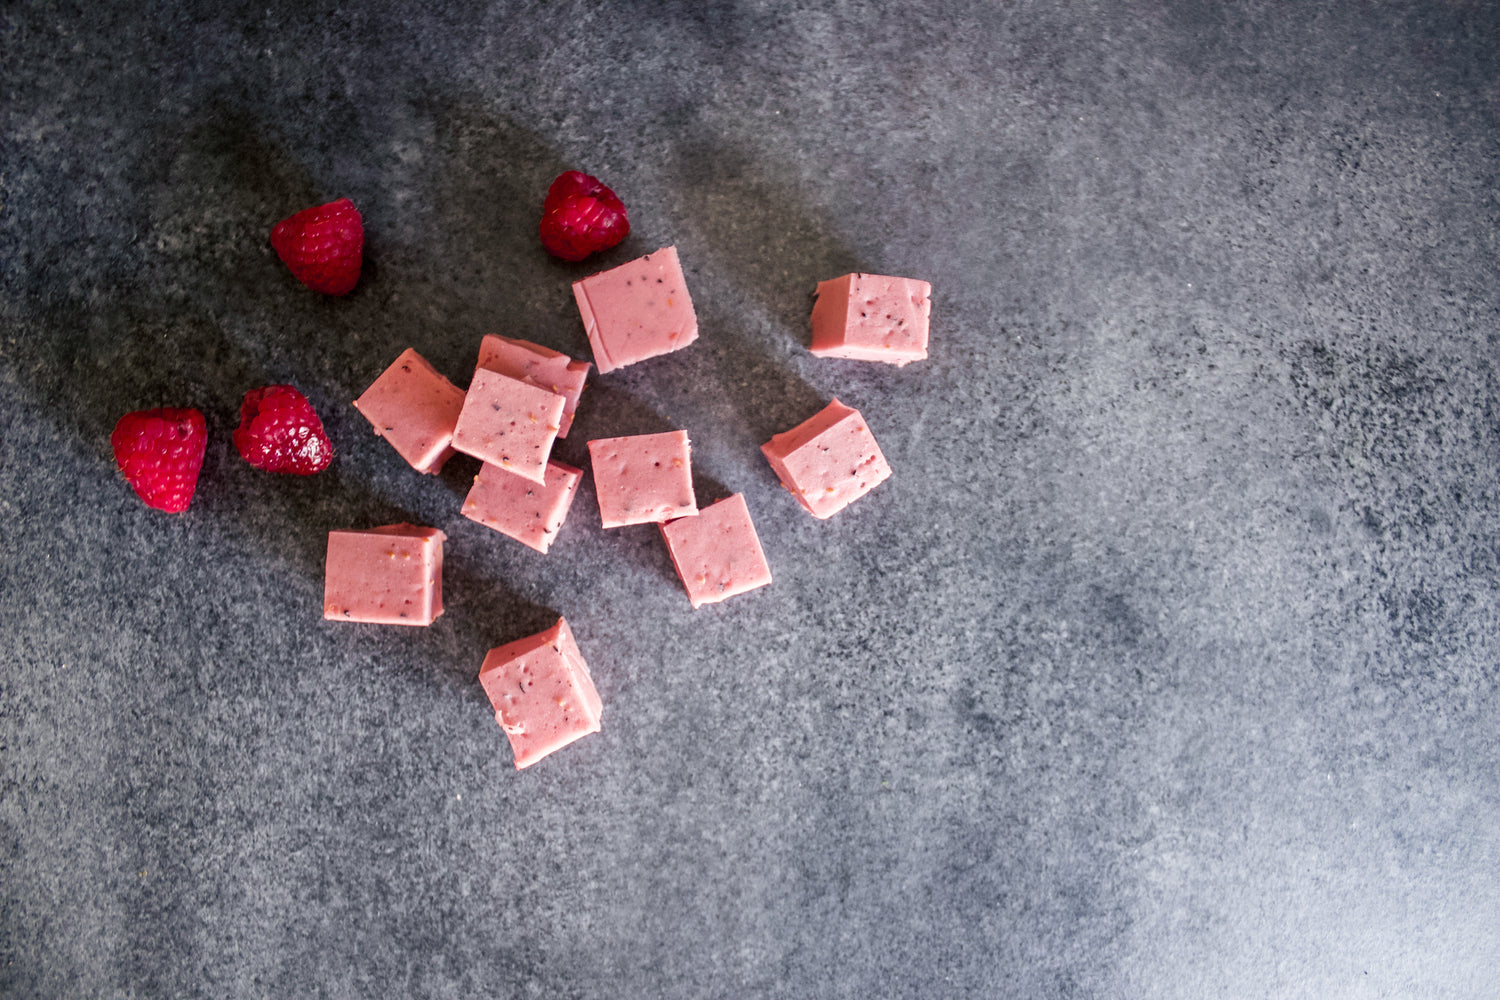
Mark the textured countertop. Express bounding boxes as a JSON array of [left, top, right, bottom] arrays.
[[4, 2, 1499, 997]]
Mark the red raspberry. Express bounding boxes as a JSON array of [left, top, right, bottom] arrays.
[[539, 171, 629, 261], [234, 385, 334, 475], [270, 198, 364, 295], [111, 408, 208, 513]]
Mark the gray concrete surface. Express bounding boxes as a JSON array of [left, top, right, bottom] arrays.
[[3, 1, 1499, 997]]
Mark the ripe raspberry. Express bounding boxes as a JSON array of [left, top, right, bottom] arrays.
[[539, 171, 629, 261], [234, 385, 334, 475], [111, 408, 208, 513], [270, 198, 364, 295]]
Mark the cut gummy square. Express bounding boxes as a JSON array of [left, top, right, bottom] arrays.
[[810, 273, 932, 366], [475, 334, 590, 438], [571, 246, 698, 373], [761, 398, 891, 519], [451, 367, 565, 485], [659, 493, 773, 609], [461, 458, 582, 554], [353, 348, 466, 474], [478, 617, 602, 770], [323, 523, 445, 626], [587, 429, 698, 528]]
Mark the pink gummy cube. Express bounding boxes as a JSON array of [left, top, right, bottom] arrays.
[[478, 617, 603, 770], [810, 273, 932, 366], [571, 246, 698, 373], [451, 368, 565, 485], [587, 430, 698, 528], [353, 348, 466, 474], [461, 458, 582, 554], [323, 524, 445, 626], [761, 399, 892, 519], [475, 335, 590, 438], [659, 493, 773, 609]]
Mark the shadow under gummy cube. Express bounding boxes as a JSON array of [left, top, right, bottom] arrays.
[[323, 524, 445, 626], [352, 348, 465, 474], [451, 367, 564, 484], [478, 617, 602, 770], [660, 493, 773, 609], [761, 398, 891, 519], [475, 334, 590, 439], [462, 458, 582, 554], [810, 273, 931, 366], [587, 429, 698, 528], [571, 246, 698, 373]]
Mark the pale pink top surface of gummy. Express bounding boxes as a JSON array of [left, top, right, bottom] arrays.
[[352, 348, 465, 474], [811, 273, 932, 366], [323, 524, 446, 626], [475, 334, 590, 438], [478, 618, 602, 769], [451, 367, 565, 485], [660, 493, 773, 608], [571, 246, 698, 373], [462, 458, 582, 554], [587, 429, 698, 528], [762, 399, 891, 519]]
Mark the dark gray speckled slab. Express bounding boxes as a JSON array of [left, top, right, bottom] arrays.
[[4, 2, 1499, 997]]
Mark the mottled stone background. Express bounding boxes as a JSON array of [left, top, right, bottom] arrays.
[[3, 2, 1498, 997]]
